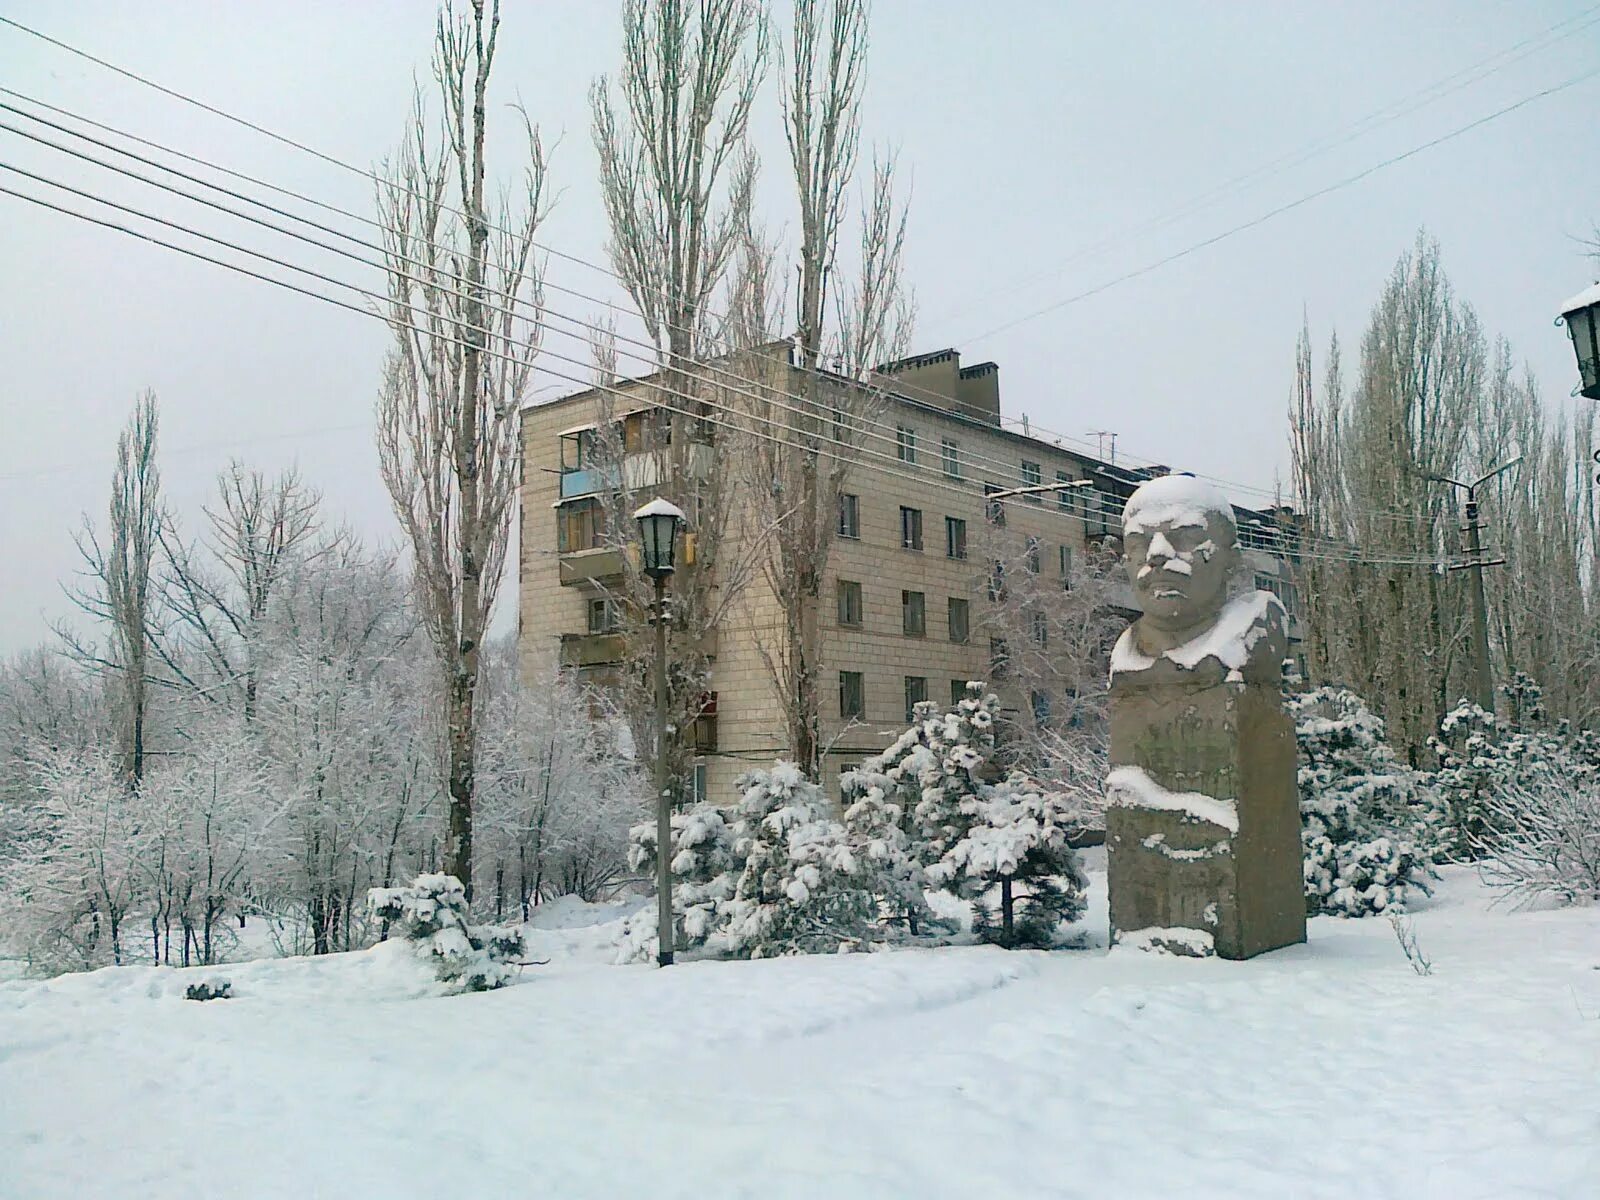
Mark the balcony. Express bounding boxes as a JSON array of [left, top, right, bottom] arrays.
[[559, 631, 626, 669], [559, 546, 627, 585], [558, 445, 715, 501]]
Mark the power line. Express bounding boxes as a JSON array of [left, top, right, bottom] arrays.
[[0, 91, 1443, 532], [933, 3, 1600, 319], [0, 174, 1448, 567], [959, 61, 1600, 344], [0, 17, 1376, 503]]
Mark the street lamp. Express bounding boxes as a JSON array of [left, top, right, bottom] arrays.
[[1558, 283, 1600, 401], [634, 497, 685, 966]]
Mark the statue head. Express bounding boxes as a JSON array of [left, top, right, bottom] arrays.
[[1122, 474, 1241, 645]]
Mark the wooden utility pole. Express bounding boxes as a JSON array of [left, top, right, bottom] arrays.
[[1429, 459, 1520, 716]]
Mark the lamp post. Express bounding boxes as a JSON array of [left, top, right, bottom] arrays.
[[634, 497, 685, 967], [1559, 284, 1600, 401]]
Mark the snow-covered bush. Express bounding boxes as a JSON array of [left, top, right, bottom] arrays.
[[1430, 677, 1598, 861], [1473, 768, 1600, 905], [932, 771, 1087, 948], [368, 874, 525, 992], [1292, 687, 1438, 916], [616, 804, 739, 962], [720, 763, 875, 958]]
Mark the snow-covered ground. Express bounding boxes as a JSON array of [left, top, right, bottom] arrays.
[[3, 864, 1597, 1200]]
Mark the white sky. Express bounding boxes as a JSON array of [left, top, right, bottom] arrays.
[[2, 0, 1598, 655]]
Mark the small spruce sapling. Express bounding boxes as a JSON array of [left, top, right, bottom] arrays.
[[367, 873, 526, 992]]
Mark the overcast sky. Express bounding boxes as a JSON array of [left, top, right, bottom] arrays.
[[2, 0, 1597, 656]]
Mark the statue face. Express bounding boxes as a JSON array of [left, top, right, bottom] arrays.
[[1124, 512, 1238, 635]]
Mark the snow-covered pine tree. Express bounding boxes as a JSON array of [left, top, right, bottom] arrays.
[[910, 684, 1002, 865], [616, 803, 739, 963], [933, 771, 1087, 948], [840, 763, 936, 937], [368, 873, 525, 992], [1291, 687, 1439, 916], [721, 763, 875, 958]]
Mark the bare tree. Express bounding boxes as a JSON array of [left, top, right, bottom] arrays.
[[376, 0, 551, 896], [59, 391, 163, 787], [158, 463, 322, 719], [739, 0, 913, 778], [588, 0, 769, 803], [1293, 232, 1600, 756]]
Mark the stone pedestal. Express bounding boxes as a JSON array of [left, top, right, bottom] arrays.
[[1106, 662, 1306, 960]]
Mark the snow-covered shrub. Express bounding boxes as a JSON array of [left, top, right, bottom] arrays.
[[720, 763, 875, 958], [1430, 678, 1598, 861], [932, 771, 1087, 948], [1473, 768, 1600, 905], [616, 804, 739, 962], [1292, 687, 1438, 916], [368, 874, 525, 992]]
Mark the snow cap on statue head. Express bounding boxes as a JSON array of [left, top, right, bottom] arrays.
[[1122, 473, 1237, 543]]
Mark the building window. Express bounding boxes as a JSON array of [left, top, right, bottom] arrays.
[[990, 637, 1010, 678], [1059, 544, 1073, 589], [948, 597, 970, 644], [1021, 460, 1042, 502], [941, 437, 961, 478], [691, 761, 707, 805], [950, 678, 968, 706], [904, 675, 928, 722], [557, 498, 607, 552], [1031, 610, 1048, 646], [902, 590, 926, 637], [945, 516, 967, 560], [1025, 535, 1041, 574], [1056, 470, 1073, 512], [1031, 690, 1051, 723], [840, 670, 864, 719], [837, 579, 863, 627], [900, 506, 923, 551], [984, 482, 1006, 525], [896, 424, 917, 464], [586, 597, 617, 634], [988, 559, 1006, 601], [838, 492, 860, 539]]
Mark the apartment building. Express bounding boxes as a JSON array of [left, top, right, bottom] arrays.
[[518, 343, 1300, 805]]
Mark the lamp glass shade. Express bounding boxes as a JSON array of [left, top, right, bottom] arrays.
[[633, 498, 685, 577], [1565, 301, 1600, 400]]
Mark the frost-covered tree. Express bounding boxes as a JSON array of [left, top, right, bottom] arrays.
[[1473, 770, 1600, 905], [1292, 686, 1440, 916], [720, 762, 874, 957], [932, 772, 1087, 948], [475, 642, 646, 917], [0, 745, 144, 971]]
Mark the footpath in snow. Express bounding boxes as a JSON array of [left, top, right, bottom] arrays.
[[2, 865, 1598, 1200]]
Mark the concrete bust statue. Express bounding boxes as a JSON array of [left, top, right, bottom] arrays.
[[1112, 474, 1286, 686]]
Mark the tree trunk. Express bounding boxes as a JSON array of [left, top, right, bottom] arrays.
[[1001, 877, 1014, 946]]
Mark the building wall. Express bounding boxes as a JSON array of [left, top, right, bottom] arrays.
[[518, 346, 1294, 809]]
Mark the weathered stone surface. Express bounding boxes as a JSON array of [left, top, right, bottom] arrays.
[[1104, 475, 1306, 960], [1107, 664, 1305, 959]]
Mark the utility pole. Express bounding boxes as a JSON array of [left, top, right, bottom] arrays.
[[1426, 459, 1520, 716]]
